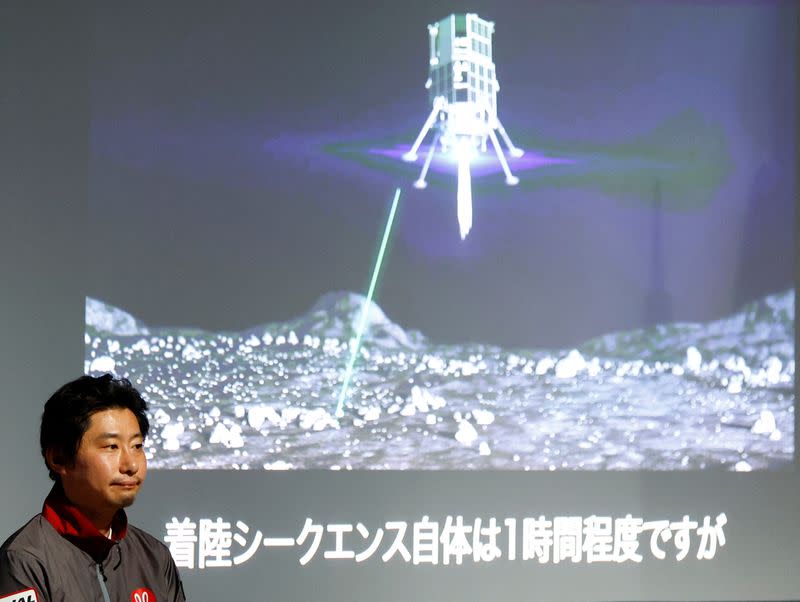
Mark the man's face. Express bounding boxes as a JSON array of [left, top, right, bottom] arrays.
[[58, 407, 147, 518]]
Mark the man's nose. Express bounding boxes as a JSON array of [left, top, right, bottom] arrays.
[[119, 447, 139, 475]]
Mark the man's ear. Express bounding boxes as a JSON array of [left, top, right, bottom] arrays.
[[45, 447, 70, 479]]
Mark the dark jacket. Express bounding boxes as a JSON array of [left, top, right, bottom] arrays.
[[0, 486, 185, 602]]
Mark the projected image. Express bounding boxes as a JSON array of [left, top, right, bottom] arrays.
[[85, 4, 796, 470]]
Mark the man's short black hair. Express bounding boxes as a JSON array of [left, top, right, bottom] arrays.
[[40, 374, 150, 481]]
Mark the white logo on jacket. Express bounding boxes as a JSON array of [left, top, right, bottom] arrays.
[[0, 588, 38, 602]]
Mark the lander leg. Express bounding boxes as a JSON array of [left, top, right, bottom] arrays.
[[413, 131, 440, 189], [488, 128, 519, 185], [496, 118, 524, 158], [403, 97, 445, 162]]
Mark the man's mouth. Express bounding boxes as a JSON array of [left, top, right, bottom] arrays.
[[113, 481, 140, 488]]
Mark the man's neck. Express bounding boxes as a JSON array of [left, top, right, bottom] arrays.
[[74, 505, 115, 537], [60, 487, 115, 536]]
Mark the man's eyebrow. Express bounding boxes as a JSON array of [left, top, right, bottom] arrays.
[[94, 432, 144, 441]]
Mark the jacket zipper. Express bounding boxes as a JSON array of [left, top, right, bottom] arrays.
[[95, 563, 111, 602]]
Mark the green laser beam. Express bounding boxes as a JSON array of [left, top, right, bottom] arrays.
[[335, 187, 402, 417]]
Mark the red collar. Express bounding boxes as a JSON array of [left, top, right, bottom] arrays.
[[42, 484, 128, 561]]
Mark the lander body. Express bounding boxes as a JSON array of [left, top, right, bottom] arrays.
[[404, 14, 523, 239]]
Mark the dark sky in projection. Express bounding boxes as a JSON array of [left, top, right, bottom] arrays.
[[87, 0, 796, 348]]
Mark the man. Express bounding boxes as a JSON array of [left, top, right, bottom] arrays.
[[0, 374, 186, 601]]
